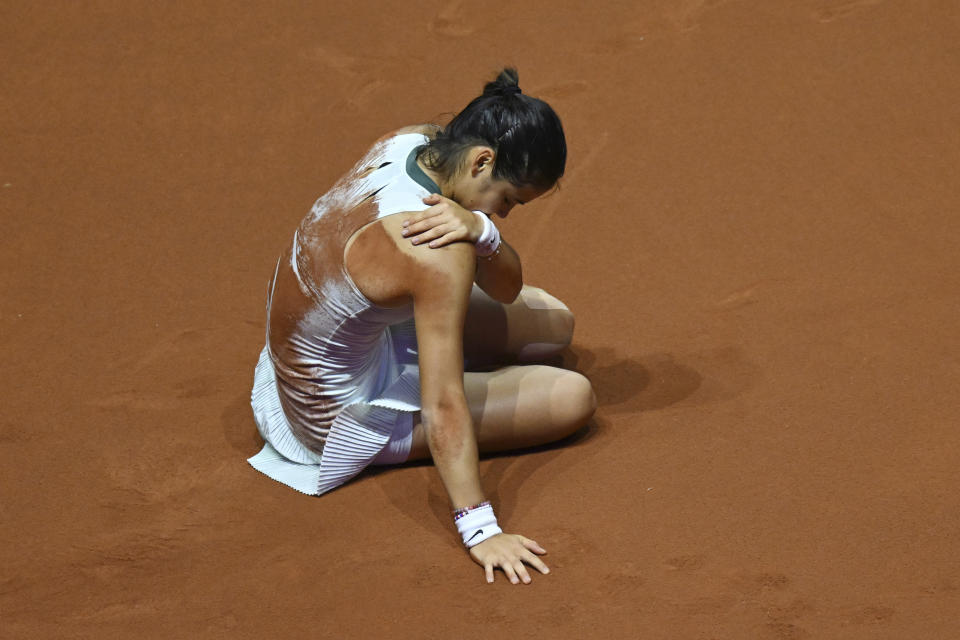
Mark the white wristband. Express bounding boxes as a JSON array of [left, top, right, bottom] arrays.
[[455, 503, 503, 547], [472, 211, 501, 257]]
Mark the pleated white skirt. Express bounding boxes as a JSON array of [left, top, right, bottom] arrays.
[[247, 340, 420, 496]]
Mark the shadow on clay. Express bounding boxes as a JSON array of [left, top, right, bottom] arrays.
[[558, 345, 759, 415], [476, 416, 604, 525], [559, 346, 702, 414], [220, 393, 264, 456]]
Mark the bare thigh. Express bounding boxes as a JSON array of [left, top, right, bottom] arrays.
[[462, 284, 575, 369], [407, 364, 596, 461]]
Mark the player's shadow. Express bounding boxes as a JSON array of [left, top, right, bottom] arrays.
[[550, 345, 704, 415], [221, 393, 264, 456]]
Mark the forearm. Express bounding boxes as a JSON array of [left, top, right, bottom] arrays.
[[475, 239, 523, 303], [423, 404, 485, 508]]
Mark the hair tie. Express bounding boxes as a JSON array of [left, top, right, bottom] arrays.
[[501, 85, 522, 97]]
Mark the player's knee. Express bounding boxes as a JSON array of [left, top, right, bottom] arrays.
[[522, 286, 575, 349], [577, 374, 598, 422], [553, 305, 575, 349], [554, 371, 596, 433]]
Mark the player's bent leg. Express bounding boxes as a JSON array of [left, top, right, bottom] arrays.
[[406, 365, 596, 461], [511, 286, 575, 363], [463, 285, 575, 369]]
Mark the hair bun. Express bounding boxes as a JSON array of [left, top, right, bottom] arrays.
[[483, 67, 522, 98], [420, 66, 565, 189]]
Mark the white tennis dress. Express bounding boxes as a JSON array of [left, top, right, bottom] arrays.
[[248, 128, 441, 495]]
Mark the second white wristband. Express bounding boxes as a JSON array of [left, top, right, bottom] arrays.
[[472, 210, 501, 257]]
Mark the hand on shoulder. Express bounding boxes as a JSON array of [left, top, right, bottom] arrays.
[[401, 194, 484, 249]]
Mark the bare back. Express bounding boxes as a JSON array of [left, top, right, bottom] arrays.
[[263, 127, 452, 469]]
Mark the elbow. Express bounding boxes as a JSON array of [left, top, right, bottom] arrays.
[[421, 395, 473, 457], [421, 394, 470, 429]]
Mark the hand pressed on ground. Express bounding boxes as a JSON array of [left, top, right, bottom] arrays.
[[469, 533, 549, 584]]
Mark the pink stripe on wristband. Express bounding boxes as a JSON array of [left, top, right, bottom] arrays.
[[453, 500, 491, 520]]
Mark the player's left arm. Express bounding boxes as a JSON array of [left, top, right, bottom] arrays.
[[473, 239, 522, 303]]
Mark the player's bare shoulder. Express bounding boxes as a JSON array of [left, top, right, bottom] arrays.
[[345, 213, 473, 307]]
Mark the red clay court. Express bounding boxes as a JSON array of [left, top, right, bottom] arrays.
[[2, 1, 959, 638]]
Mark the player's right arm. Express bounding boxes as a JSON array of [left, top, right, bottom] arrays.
[[347, 212, 483, 503], [403, 240, 550, 584], [349, 212, 550, 584], [404, 238, 485, 508]]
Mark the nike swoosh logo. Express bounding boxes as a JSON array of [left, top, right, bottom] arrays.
[[467, 529, 483, 543]]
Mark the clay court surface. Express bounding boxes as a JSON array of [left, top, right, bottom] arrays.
[[3, 1, 959, 637]]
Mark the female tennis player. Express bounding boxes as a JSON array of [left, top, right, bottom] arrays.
[[249, 68, 596, 585]]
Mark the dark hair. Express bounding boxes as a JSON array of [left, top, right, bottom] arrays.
[[418, 68, 566, 190]]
